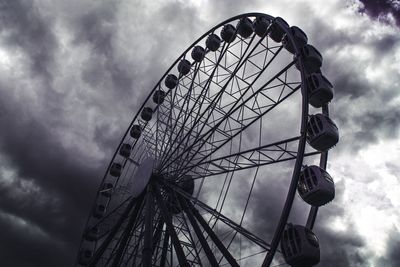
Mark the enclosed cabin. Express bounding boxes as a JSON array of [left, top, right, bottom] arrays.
[[191, 46, 206, 62], [206, 33, 221, 51], [119, 143, 132, 158], [169, 175, 195, 214], [141, 107, 153, 121], [165, 74, 179, 89], [307, 114, 339, 151], [110, 162, 122, 177], [220, 24, 236, 43], [295, 44, 323, 74], [253, 16, 271, 37], [281, 224, 320, 266], [283, 26, 308, 54], [78, 249, 93, 266], [130, 124, 142, 139], [99, 183, 113, 198], [236, 17, 254, 38], [109, 163, 122, 177], [178, 59, 191, 76], [268, 17, 289, 43], [93, 203, 106, 219], [153, 90, 166, 104], [298, 165, 335, 206], [84, 226, 99, 242], [306, 73, 334, 108]]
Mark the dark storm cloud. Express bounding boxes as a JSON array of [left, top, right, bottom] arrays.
[[315, 224, 367, 267], [377, 227, 400, 266], [385, 162, 400, 177], [246, 169, 368, 266], [358, 0, 400, 27], [351, 108, 400, 150], [244, 167, 309, 239], [0, 0, 57, 81], [0, 80, 104, 266], [68, 0, 205, 110], [301, 10, 400, 155], [0, 1, 116, 266], [0, 211, 67, 267], [0, 0, 205, 266], [372, 33, 400, 54], [311, 180, 369, 267], [72, 2, 134, 95], [0, 0, 398, 266]]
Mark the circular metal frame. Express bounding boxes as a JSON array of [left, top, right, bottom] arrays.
[[76, 12, 332, 267]]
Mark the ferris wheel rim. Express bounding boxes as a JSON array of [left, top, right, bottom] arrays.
[[94, 12, 276, 188], [75, 12, 332, 267]]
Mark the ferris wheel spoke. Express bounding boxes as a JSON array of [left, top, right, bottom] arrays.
[[173, 136, 318, 180], [158, 62, 203, 163], [160, 34, 269, 170], [123, 218, 146, 266], [137, 189, 154, 267], [164, 180, 271, 251], [106, 211, 146, 266], [190, 150, 320, 181], [159, 229, 170, 267], [164, 60, 273, 173], [170, 182, 240, 266], [168, 44, 285, 170], [150, 218, 165, 264], [180, 199, 224, 267], [157, 44, 229, 161], [108, 201, 145, 266], [163, 79, 301, 180], [174, 81, 301, 178], [158, 40, 233, 166], [157, 47, 227, 164], [160, 47, 290, 173], [155, 70, 188, 164], [170, 193, 205, 266], [195, 199, 271, 251], [88, 192, 145, 266], [196, 74, 298, 173], [182, 199, 244, 267], [88, 196, 133, 236], [215, 164, 262, 265], [176, 213, 205, 266], [152, 182, 190, 267]]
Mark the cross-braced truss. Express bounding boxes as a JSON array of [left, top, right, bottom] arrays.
[[76, 12, 329, 267]]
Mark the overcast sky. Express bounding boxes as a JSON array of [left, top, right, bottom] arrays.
[[0, 0, 399, 266]]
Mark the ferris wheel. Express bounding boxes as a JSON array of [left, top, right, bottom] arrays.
[[76, 12, 339, 267]]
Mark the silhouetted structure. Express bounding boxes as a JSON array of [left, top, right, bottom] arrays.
[[76, 12, 339, 267]]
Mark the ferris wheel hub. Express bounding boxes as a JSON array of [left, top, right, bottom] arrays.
[[131, 157, 156, 197]]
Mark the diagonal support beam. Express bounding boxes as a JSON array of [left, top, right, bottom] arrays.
[[178, 197, 220, 267], [152, 182, 190, 267], [111, 193, 145, 267], [88, 192, 145, 266], [171, 136, 303, 178], [160, 48, 291, 173], [142, 188, 155, 267], [184, 198, 240, 267], [165, 180, 271, 251], [159, 229, 170, 267]]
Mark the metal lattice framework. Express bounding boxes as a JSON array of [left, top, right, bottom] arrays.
[[76, 12, 337, 267]]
